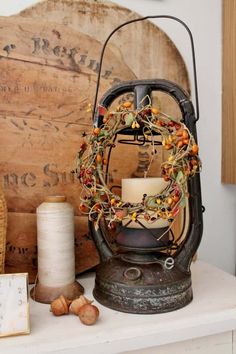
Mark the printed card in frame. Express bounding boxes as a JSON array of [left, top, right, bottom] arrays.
[[0, 273, 30, 338]]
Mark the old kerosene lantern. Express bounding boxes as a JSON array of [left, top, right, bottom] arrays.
[[76, 16, 203, 314]]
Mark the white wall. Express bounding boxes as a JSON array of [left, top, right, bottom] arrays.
[[1, 0, 236, 274]]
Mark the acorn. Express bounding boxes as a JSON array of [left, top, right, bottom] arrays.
[[78, 304, 100, 326], [50, 295, 71, 316], [69, 295, 93, 316]]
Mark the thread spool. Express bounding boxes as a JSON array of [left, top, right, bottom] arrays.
[[31, 195, 84, 304]]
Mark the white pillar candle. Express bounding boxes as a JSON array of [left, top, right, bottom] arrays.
[[122, 178, 169, 229]]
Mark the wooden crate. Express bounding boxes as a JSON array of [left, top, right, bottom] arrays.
[[0, 0, 190, 282]]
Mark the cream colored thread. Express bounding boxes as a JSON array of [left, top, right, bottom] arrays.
[[36, 201, 75, 288]]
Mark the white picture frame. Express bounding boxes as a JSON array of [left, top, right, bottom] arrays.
[[0, 273, 30, 338]]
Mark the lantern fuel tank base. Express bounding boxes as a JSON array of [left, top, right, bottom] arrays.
[[93, 255, 193, 314]]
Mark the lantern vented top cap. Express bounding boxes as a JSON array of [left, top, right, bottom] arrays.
[[44, 195, 66, 203]]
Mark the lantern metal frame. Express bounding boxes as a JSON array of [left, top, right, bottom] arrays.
[[86, 16, 204, 314]]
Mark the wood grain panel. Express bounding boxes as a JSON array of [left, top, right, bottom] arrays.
[[0, 0, 190, 279], [20, 0, 190, 91], [222, 0, 236, 183]]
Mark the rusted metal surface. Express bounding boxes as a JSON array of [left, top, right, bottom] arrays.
[[93, 255, 192, 314]]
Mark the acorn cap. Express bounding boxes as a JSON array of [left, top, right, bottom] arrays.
[[50, 295, 71, 316]]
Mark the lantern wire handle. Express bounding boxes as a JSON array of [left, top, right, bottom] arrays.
[[92, 15, 199, 122]]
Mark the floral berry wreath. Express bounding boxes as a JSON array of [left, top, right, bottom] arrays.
[[76, 99, 201, 231]]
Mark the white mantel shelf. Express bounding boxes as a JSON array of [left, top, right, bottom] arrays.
[[1, 261, 236, 354]]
